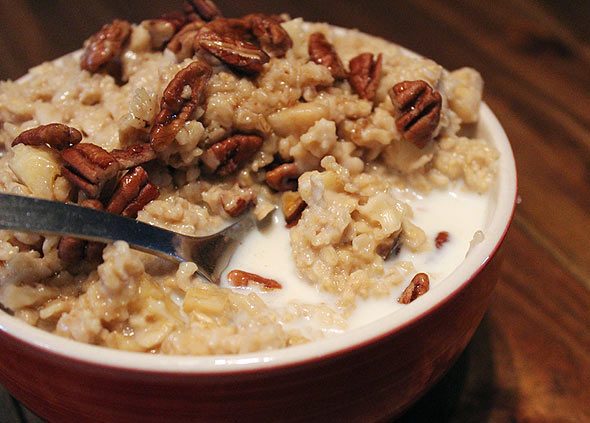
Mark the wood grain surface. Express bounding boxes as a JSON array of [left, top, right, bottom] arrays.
[[0, 0, 589, 422]]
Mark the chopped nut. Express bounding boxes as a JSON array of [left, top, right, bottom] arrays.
[[389, 80, 442, 149], [106, 166, 160, 218], [435, 231, 450, 249], [221, 189, 257, 218], [185, 0, 222, 21], [110, 143, 157, 169], [308, 32, 347, 79], [246, 13, 293, 57], [398, 273, 430, 304], [61, 143, 120, 198], [150, 60, 212, 153], [58, 236, 85, 264], [227, 270, 282, 289], [376, 232, 401, 260], [81, 19, 131, 73], [12, 123, 82, 151], [201, 134, 263, 176], [265, 163, 300, 191], [198, 28, 270, 75], [348, 53, 383, 101], [281, 191, 307, 228]]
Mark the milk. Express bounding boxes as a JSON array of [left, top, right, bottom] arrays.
[[221, 183, 491, 331]]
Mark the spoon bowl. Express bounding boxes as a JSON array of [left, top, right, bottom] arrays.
[[0, 193, 258, 283]]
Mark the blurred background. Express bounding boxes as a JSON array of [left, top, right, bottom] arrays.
[[0, 1, 589, 422]]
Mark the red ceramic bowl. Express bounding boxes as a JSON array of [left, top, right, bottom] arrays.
[[0, 100, 516, 421]]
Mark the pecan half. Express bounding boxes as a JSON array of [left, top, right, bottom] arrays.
[[435, 231, 450, 249], [281, 191, 307, 228], [150, 60, 212, 153], [61, 143, 121, 198], [198, 28, 270, 75], [106, 166, 160, 218], [349, 53, 383, 101], [227, 270, 282, 289], [308, 32, 347, 79], [58, 236, 85, 264], [389, 80, 442, 149], [167, 21, 206, 57], [265, 163, 300, 191], [246, 13, 293, 58], [58, 199, 105, 264], [398, 273, 430, 304], [185, 0, 222, 21], [110, 143, 156, 169], [376, 232, 401, 260], [221, 189, 257, 218], [201, 134, 263, 176], [81, 19, 131, 73], [12, 123, 82, 151], [143, 12, 188, 49]]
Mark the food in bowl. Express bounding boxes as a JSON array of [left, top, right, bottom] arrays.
[[0, 1, 498, 355]]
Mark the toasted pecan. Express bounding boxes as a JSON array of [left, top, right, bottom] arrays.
[[61, 143, 120, 198], [150, 60, 212, 153], [12, 123, 82, 151], [106, 166, 159, 218], [349, 53, 383, 101], [201, 134, 263, 176], [281, 191, 307, 228], [81, 19, 131, 73], [246, 13, 293, 58], [389, 80, 442, 148], [197, 28, 270, 75], [435, 231, 450, 249], [227, 270, 282, 289], [265, 163, 300, 192], [398, 273, 430, 304], [110, 143, 157, 169], [308, 32, 347, 79]]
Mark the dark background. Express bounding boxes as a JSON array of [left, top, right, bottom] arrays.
[[0, 1, 589, 422]]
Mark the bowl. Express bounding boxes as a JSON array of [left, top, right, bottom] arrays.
[[0, 94, 517, 421]]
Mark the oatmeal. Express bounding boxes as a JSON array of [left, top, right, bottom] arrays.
[[0, 1, 498, 354]]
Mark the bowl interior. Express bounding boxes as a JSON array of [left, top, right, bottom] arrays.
[[0, 100, 517, 373]]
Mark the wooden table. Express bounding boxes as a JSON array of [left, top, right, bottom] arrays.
[[0, 0, 588, 421]]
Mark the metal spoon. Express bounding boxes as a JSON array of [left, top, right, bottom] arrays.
[[0, 193, 259, 283]]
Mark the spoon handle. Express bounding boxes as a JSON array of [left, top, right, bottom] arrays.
[[0, 193, 182, 262]]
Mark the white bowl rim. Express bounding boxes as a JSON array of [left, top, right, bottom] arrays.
[[0, 101, 517, 374]]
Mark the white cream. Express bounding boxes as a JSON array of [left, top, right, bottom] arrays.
[[221, 182, 491, 331]]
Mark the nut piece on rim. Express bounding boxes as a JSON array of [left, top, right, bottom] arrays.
[[201, 134, 263, 176], [12, 123, 82, 151], [398, 272, 430, 304], [389, 80, 442, 149], [308, 32, 347, 80]]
